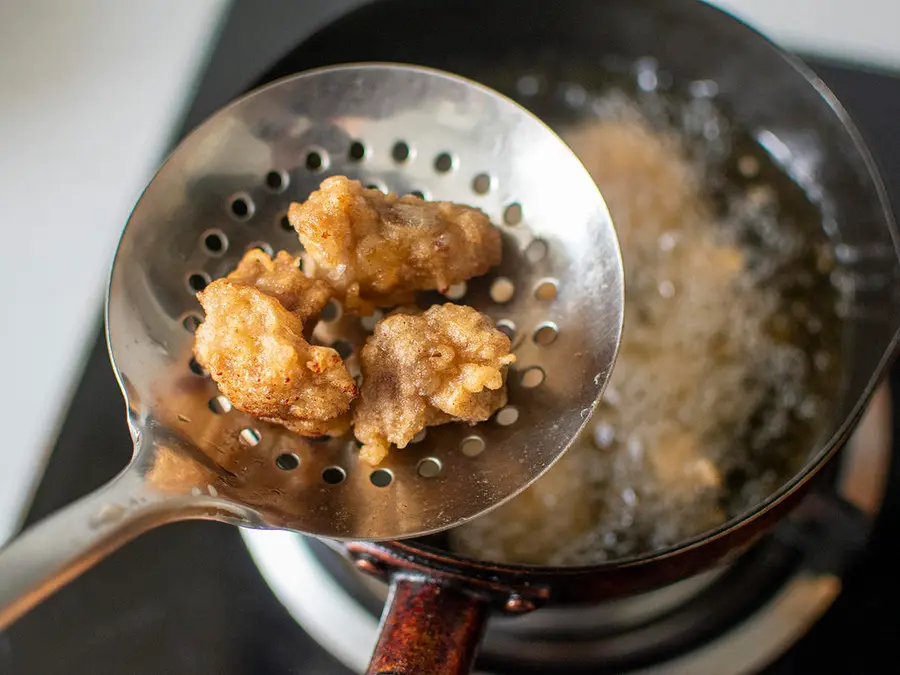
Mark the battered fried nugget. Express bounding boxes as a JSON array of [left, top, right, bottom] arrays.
[[287, 176, 502, 313], [353, 303, 516, 465], [226, 249, 332, 320], [194, 280, 357, 436]]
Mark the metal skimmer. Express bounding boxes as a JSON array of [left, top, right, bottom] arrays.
[[0, 63, 623, 628]]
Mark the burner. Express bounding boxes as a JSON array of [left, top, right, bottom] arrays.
[[242, 384, 892, 674]]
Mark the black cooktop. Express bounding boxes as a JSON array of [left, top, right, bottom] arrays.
[[2, 2, 900, 673]]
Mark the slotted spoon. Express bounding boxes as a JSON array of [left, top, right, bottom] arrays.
[[0, 63, 623, 629]]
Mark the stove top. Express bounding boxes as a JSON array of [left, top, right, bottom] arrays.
[[2, 3, 900, 673]]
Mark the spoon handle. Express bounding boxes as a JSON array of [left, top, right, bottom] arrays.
[[0, 462, 177, 629]]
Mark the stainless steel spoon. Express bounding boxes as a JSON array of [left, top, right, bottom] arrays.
[[0, 63, 623, 628]]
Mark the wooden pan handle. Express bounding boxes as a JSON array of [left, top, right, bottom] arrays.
[[366, 576, 490, 675]]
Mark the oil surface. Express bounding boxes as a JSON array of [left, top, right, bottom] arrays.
[[448, 65, 844, 565]]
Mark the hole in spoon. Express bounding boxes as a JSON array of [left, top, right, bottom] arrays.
[[533, 322, 559, 346], [188, 357, 208, 377], [305, 148, 328, 172], [495, 319, 516, 341], [434, 152, 455, 173], [444, 282, 467, 300], [503, 203, 523, 226], [348, 140, 366, 162], [417, 457, 442, 478], [265, 170, 289, 193], [229, 193, 254, 221], [370, 469, 393, 487], [246, 241, 274, 257], [472, 173, 492, 194], [323, 466, 347, 484], [275, 453, 300, 471], [525, 239, 548, 262], [520, 366, 545, 389], [187, 272, 211, 293], [332, 340, 353, 359], [182, 313, 202, 333], [360, 309, 384, 332], [320, 300, 341, 322], [391, 141, 411, 163], [208, 395, 232, 414], [534, 279, 559, 301], [460, 436, 486, 457], [496, 406, 519, 426], [202, 230, 228, 256], [490, 277, 515, 304], [239, 428, 261, 446]]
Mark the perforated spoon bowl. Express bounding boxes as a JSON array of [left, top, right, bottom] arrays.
[[0, 63, 623, 629]]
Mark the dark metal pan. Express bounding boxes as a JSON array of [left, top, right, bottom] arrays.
[[253, 1, 900, 673]]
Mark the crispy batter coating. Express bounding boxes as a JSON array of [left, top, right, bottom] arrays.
[[226, 249, 332, 320], [353, 303, 516, 465], [194, 280, 357, 436], [287, 176, 502, 313]]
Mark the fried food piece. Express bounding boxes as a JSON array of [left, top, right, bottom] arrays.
[[353, 303, 515, 465], [226, 249, 332, 320], [194, 280, 357, 436], [288, 176, 502, 313]]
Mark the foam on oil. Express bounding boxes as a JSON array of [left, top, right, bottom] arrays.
[[449, 70, 844, 565]]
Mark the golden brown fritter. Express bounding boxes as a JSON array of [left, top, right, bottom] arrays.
[[226, 249, 332, 321], [353, 303, 516, 465], [287, 176, 502, 314], [194, 280, 357, 436]]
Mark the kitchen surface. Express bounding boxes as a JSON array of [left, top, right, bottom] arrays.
[[1, 0, 900, 673]]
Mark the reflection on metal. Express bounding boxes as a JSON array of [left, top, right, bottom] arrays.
[[839, 384, 892, 515]]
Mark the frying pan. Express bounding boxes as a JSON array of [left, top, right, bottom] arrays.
[[251, 1, 900, 673]]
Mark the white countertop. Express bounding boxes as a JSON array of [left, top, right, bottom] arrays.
[[0, 0, 897, 547], [711, 0, 900, 71], [0, 0, 228, 545]]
